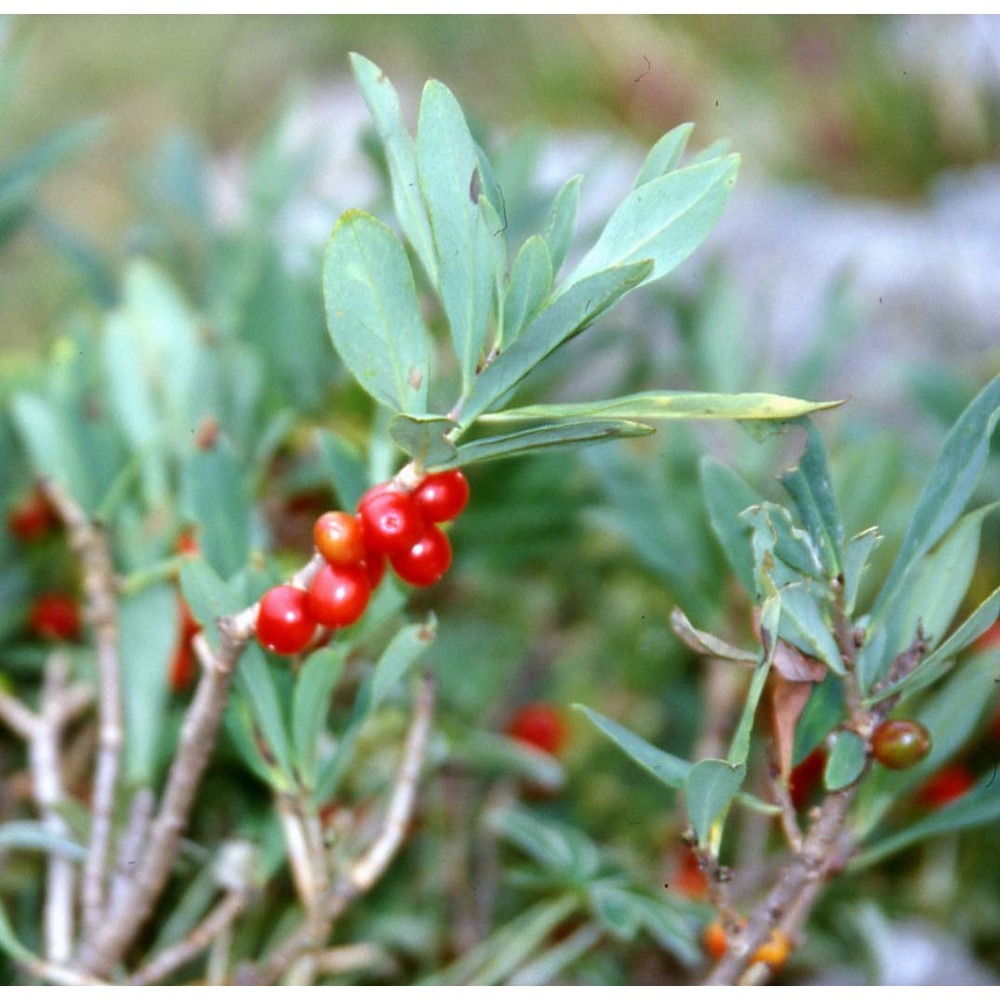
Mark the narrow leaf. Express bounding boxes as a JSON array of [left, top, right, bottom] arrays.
[[729, 593, 780, 767], [843, 527, 881, 614], [479, 390, 841, 425], [323, 209, 431, 414], [872, 374, 1000, 620], [700, 456, 761, 597], [417, 79, 499, 391], [458, 260, 652, 425], [634, 122, 695, 187], [575, 703, 690, 789], [542, 174, 581, 278], [779, 419, 844, 577], [0, 821, 86, 860], [179, 557, 242, 648], [449, 418, 653, 469], [234, 643, 295, 785], [349, 53, 438, 284], [566, 155, 740, 288], [503, 235, 553, 346], [291, 646, 346, 790]]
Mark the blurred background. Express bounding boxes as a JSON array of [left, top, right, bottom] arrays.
[[2, 14, 999, 985]]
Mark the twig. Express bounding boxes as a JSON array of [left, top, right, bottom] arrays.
[[108, 787, 155, 916], [276, 791, 328, 912], [73, 556, 325, 978], [126, 889, 249, 986], [42, 478, 123, 936], [234, 673, 436, 985]]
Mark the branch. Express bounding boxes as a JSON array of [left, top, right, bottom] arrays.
[[73, 555, 326, 979], [42, 478, 123, 936], [126, 889, 249, 986], [234, 673, 436, 985]]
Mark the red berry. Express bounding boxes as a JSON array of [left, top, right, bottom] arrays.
[[30, 594, 82, 642], [389, 524, 452, 587], [916, 764, 975, 810], [871, 719, 932, 770], [670, 847, 709, 901], [359, 491, 425, 555], [363, 549, 387, 589], [789, 747, 827, 810], [176, 529, 200, 557], [170, 599, 201, 692], [8, 488, 57, 542], [973, 619, 1000, 652], [414, 470, 469, 523], [356, 481, 396, 513], [314, 511, 366, 567], [506, 703, 568, 756], [703, 921, 728, 961], [307, 563, 371, 628], [256, 585, 316, 655]]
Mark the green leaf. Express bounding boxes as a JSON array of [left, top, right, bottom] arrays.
[[823, 730, 867, 791], [233, 643, 295, 787], [700, 456, 761, 597], [180, 442, 252, 580], [480, 390, 841, 425], [508, 921, 603, 985], [0, 821, 86, 861], [291, 646, 345, 791], [792, 673, 845, 765], [118, 584, 176, 785], [575, 703, 690, 789], [686, 758, 745, 846], [871, 373, 1000, 621], [778, 581, 845, 675], [743, 503, 824, 585], [542, 174, 581, 279], [565, 154, 740, 289], [224, 696, 284, 787], [423, 895, 578, 986], [389, 414, 459, 468], [10, 392, 99, 513], [634, 122, 695, 187], [779, 419, 844, 577], [103, 313, 169, 508], [728, 594, 780, 766], [489, 805, 602, 884], [449, 418, 653, 468], [458, 260, 652, 426], [589, 882, 642, 941], [842, 527, 881, 615], [315, 616, 436, 802], [349, 53, 438, 285], [417, 79, 499, 392], [323, 209, 432, 414], [178, 557, 242, 648], [628, 894, 702, 967], [314, 429, 368, 512], [446, 729, 564, 792], [871, 582, 1000, 703], [857, 503, 997, 692], [851, 773, 1000, 871], [503, 235, 553, 346]]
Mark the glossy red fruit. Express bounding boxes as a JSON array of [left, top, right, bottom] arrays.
[[973, 619, 1000, 652], [314, 511, 366, 567], [363, 549, 387, 589], [789, 747, 827, 810], [670, 848, 709, 900], [414, 470, 469, 523], [359, 491, 425, 555], [356, 481, 396, 513], [390, 524, 452, 587], [506, 703, 568, 756], [8, 488, 57, 542], [916, 764, 975, 810], [308, 563, 371, 628], [30, 594, 82, 642], [170, 599, 201, 692], [871, 719, 932, 770], [256, 585, 316, 655]]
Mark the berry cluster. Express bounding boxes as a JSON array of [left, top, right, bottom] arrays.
[[256, 469, 469, 656]]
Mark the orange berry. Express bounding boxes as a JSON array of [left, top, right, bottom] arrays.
[[703, 920, 728, 961], [752, 929, 791, 970]]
